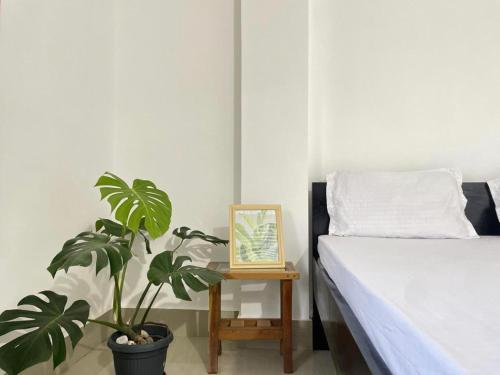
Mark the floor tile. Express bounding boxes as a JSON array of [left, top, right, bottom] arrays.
[[63, 337, 334, 375]]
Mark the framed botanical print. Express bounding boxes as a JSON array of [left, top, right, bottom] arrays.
[[229, 204, 285, 269]]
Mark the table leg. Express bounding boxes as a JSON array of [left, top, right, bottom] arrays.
[[208, 282, 221, 373], [281, 279, 293, 373], [280, 280, 284, 355]]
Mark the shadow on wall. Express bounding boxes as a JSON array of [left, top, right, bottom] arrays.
[[120, 225, 242, 314], [283, 207, 310, 320], [235, 208, 309, 320], [43, 223, 238, 325], [53, 270, 113, 317], [238, 250, 307, 320]]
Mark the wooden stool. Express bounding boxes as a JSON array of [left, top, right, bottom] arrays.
[[207, 262, 300, 374]]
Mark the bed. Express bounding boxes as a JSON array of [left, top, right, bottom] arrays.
[[311, 182, 500, 375]]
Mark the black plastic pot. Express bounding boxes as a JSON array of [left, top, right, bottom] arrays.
[[107, 323, 174, 375]]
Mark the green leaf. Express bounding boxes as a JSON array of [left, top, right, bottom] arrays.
[[235, 223, 254, 251], [47, 232, 132, 278], [147, 251, 224, 301], [182, 273, 209, 292], [253, 223, 278, 261], [242, 214, 257, 231], [95, 172, 172, 239], [146, 251, 176, 285], [180, 266, 226, 284], [238, 244, 250, 262], [137, 218, 152, 254], [0, 291, 90, 375], [96, 219, 152, 254], [139, 231, 152, 254], [172, 227, 228, 246], [171, 274, 191, 301], [257, 210, 267, 226], [95, 218, 131, 237]]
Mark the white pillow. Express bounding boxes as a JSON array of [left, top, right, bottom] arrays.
[[487, 178, 500, 220], [326, 169, 478, 239]]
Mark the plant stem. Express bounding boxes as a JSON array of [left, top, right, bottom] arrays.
[[112, 275, 123, 325], [139, 283, 164, 329], [138, 230, 152, 254], [128, 282, 153, 329], [118, 232, 135, 304], [113, 232, 135, 326], [128, 232, 136, 252], [118, 263, 128, 316], [133, 239, 181, 328], [88, 319, 137, 338], [172, 238, 184, 253]]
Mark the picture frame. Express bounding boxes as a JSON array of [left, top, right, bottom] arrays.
[[229, 204, 285, 269]]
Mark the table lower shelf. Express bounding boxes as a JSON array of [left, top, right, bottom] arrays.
[[208, 278, 295, 373], [218, 318, 283, 340]]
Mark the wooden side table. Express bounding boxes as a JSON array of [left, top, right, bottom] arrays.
[[207, 262, 300, 374]]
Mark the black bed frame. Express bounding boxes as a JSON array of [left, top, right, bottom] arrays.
[[311, 182, 500, 375]]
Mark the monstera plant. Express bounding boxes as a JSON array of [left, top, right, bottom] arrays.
[[0, 173, 226, 375]]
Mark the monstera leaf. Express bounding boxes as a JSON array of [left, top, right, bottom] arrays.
[[95, 218, 131, 237], [147, 251, 223, 301], [173, 226, 228, 246], [0, 291, 90, 375], [96, 218, 152, 254], [47, 232, 132, 277], [95, 172, 172, 239]]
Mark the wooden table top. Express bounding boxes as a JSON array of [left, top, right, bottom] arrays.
[[207, 261, 300, 280]]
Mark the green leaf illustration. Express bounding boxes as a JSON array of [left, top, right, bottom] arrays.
[[235, 210, 278, 262]]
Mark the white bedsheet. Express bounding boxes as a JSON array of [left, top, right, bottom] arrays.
[[318, 235, 500, 375]]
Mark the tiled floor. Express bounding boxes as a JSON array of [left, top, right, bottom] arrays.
[[62, 337, 334, 375]]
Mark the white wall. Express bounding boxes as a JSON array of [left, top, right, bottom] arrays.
[[241, 0, 309, 320], [309, 0, 500, 182], [113, 0, 311, 320], [0, 0, 239, 321], [113, 0, 239, 312], [8, 0, 496, 326], [0, 0, 114, 316]]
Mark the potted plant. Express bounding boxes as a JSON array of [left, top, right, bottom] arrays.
[[0, 172, 227, 375]]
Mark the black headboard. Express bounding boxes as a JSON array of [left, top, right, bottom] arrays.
[[311, 182, 500, 259]]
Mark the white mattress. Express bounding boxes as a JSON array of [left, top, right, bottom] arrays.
[[318, 235, 500, 375]]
